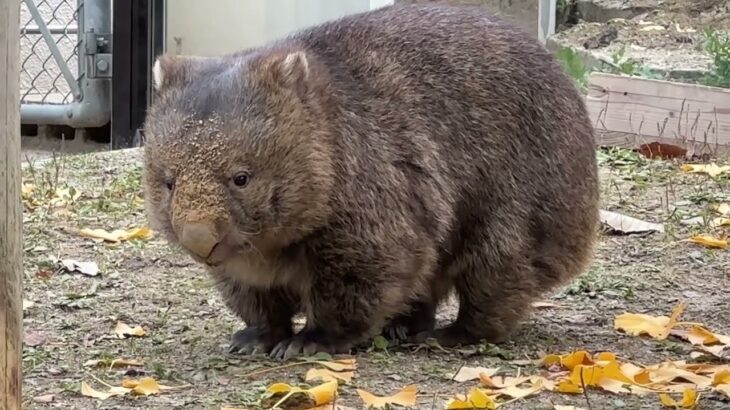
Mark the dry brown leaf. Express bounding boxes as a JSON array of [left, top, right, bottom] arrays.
[[114, 322, 146, 338], [445, 388, 497, 409], [659, 387, 699, 408], [356, 385, 417, 408], [687, 234, 728, 249], [451, 366, 500, 383], [614, 301, 685, 340], [305, 368, 354, 383]]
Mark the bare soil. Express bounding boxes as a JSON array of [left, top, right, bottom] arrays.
[[554, 0, 730, 74], [20, 147, 730, 409]]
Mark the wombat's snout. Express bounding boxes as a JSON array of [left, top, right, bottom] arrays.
[[179, 223, 220, 260]]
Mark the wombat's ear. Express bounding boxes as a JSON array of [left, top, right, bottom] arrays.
[[256, 50, 312, 96], [152, 54, 210, 92]]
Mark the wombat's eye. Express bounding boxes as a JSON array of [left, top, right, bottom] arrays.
[[232, 173, 250, 187]]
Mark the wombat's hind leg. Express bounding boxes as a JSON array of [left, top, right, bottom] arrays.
[[382, 300, 437, 343], [411, 254, 537, 347]]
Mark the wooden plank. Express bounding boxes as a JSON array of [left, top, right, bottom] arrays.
[[586, 72, 730, 152], [1, 0, 23, 408]]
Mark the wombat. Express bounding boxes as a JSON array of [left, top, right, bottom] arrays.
[[142, 3, 600, 360]]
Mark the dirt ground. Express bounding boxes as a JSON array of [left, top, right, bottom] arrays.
[[554, 0, 730, 74], [17, 144, 730, 409]]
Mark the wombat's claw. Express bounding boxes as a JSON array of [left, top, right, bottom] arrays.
[[228, 326, 277, 356], [269, 330, 339, 361], [383, 323, 409, 342]]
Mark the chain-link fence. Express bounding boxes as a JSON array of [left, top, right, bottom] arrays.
[[19, 0, 112, 129], [20, 0, 81, 105]]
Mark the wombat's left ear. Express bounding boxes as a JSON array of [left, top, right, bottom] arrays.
[[255, 50, 312, 96], [152, 54, 212, 92]]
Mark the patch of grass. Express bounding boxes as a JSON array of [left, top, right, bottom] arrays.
[[702, 28, 730, 88], [555, 45, 588, 92]]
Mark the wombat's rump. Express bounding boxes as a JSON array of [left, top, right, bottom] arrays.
[[142, 3, 600, 360]]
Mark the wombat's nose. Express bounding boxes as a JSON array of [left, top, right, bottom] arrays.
[[180, 223, 219, 259]]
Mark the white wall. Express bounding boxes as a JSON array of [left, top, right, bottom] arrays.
[[166, 0, 380, 57]]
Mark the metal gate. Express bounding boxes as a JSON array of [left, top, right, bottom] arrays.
[[19, 0, 111, 128]]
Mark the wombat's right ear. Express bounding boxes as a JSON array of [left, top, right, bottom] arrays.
[[152, 54, 209, 92]]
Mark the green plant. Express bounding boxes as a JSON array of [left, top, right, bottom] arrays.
[[555, 46, 588, 91], [703, 28, 730, 88]]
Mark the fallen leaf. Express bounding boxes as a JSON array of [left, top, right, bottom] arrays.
[[305, 367, 354, 383], [713, 370, 730, 386], [599, 209, 664, 234], [24, 330, 47, 347], [532, 301, 560, 309], [445, 388, 497, 409], [84, 358, 145, 369], [688, 234, 728, 249], [265, 380, 338, 407], [23, 299, 35, 310], [79, 226, 154, 244], [114, 322, 146, 338], [315, 358, 357, 372], [80, 381, 127, 400], [712, 203, 730, 216], [614, 301, 685, 340], [356, 385, 417, 408], [671, 325, 730, 346], [451, 366, 500, 382], [60, 259, 99, 276], [640, 25, 665, 31], [553, 406, 587, 410], [123, 377, 161, 396], [659, 387, 699, 408], [33, 394, 55, 403], [483, 377, 544, 399], [681, 163, 730, 177], [716, 384, 730, 397]]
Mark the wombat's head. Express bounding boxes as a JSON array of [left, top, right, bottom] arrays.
[[142, 48, 335, 267]]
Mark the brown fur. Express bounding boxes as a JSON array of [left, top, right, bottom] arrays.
[[142, 4, 600, 359]]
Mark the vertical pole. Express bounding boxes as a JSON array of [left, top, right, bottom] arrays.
[[0, 0, 23, 408], [538, 0, 556, 45]]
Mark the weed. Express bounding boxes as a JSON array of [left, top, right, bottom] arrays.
[[703, 28, 730, 88], [555, 45, 588, 92]]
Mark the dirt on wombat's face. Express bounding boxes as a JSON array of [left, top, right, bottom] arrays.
[[142, 3, 600, 360]]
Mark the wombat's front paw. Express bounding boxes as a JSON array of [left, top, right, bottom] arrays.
[[269, 329, 349, 361], [228, 326, 287, 355]]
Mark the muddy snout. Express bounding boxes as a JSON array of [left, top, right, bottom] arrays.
[[179, 223, 220, 260]]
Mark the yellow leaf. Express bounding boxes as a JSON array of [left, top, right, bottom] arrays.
[[445, 388, 497, 409], [79, 226, 154, 243], [614, 301, 685, 340], [305, 368, 354, 383], [114, 322, 146, 338], [123, 377, 161, 396], [713, 370, 730, 386], [659, 388, 699, 408], [265, 380, 338, 407], [554, 380, 584, 394], [680, 163, 730, 177], [356, 385, 417, 408], [688, 234, 728, 249], [671, 325, 730, 346], [712, 203, 730, 216], [307, 380, 338, 406], [489, 377, 544, 399], [316, 358, 357, 372], [21, 183, 35, 199], [451, 366, 500, 383], [479, 374, 533, 389]]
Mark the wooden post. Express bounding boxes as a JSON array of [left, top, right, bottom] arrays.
[[1, 0, 23, 408]]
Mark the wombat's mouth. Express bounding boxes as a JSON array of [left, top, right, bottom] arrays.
[[200, 240, 253, 268]]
